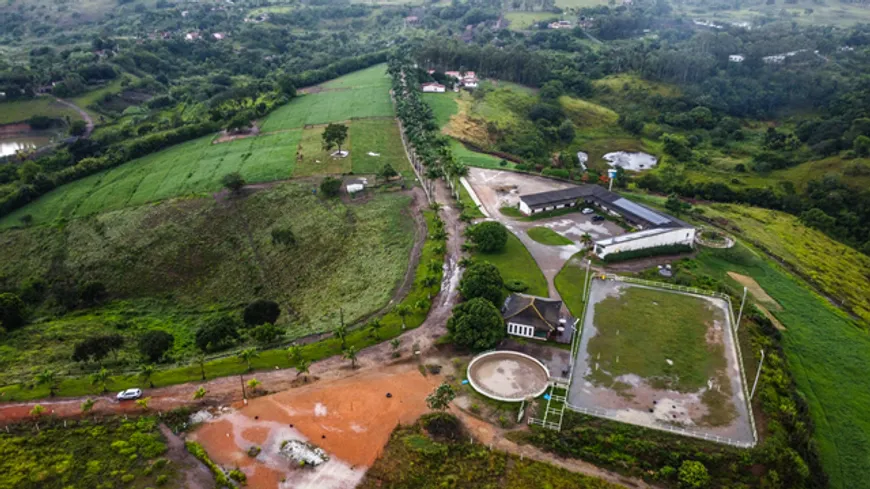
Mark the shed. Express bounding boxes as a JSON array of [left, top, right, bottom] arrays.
[[346, 177, 367, 194]]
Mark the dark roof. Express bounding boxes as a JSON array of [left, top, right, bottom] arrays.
[[503, 293, 563, 333], [346, 178, 366, 186], [519, 184, 689, 229]]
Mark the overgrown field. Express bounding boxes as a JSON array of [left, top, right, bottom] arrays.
[[260, 64, 393, 132], [0, 131, 302, 228], [701, 203, 870, 324], [472, 232, 548, 297], [504, 11, 558, 30], [0, 97, 82, 125], [0, 183, 416, 382], [0, 417, 179, 489], [360, 414, 619, 489]]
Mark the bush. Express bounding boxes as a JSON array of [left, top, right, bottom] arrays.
[[422, 412, 465, 441], [468, 221, 508, 252], [79, 281, 108, 306], [243, 299, 281, 326], [137, 330, 174, 363], [459, 262, 504, 305], [228, 469, 247, 484], [195, 315, 240, 352], [320, 176, 342, 197], [250, 323, 284, 345], [504, 279, 528, 292], [155, 474, 169, 486], [678, 461, 710, 488], [602, 244, 693, 263], [446, 297, 505, 350], [221, 172, 246, 193], [0, 293, 26, 331]]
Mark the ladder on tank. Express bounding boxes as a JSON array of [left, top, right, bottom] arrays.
[[528, 381, 569, 431]]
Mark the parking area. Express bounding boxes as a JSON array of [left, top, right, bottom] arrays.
[[465, 168, 624, 297]]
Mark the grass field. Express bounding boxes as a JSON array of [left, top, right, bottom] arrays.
[[295, 126, 352, 176], [0, 97, 82, 125], [505, 11, 558, 30], [349, 118, 416, 179], [450, 139, 515, 169], [473, 232, 548, 297], [554, 254, 589, 318], [260, 65, 393, 132], [458, 181, 485, 218], [0, 183, 416, 382], [0, 131, 302, 228], [0, 417, 179, 489], [527, 226, 574, 246], [421, 92, 459, 128], [690, 245, 870, 489], [588, 286, 726, 393], [360, 415, 619, 489]]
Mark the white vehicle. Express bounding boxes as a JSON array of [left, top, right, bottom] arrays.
[[581, 207, 595, 214], [117, 388, 143, 401]]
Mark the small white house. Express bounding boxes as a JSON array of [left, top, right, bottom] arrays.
[[346, 177, 367, 194], [548, 20, 572, 29], [728, 54, 745, 63], [421, 82, 446, 93]]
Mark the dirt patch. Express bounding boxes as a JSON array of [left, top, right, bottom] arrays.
[[0, 123, 34, 136], [756, 303, 786, 330], [188, 364, 442, 488], [442, 96, 490, 145], [212, 123, 261, 144], [727, 272, 781, 310]]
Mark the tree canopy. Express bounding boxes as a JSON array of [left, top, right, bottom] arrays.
[[446, 297, 505, 350]]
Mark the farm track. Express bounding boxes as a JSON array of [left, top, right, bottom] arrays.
[[53, 96, 95, 138]]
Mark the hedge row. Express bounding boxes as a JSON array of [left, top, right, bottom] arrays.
[[602, 243, 693, 263]]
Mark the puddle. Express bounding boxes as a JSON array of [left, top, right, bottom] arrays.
[[603, 151, 658, 171]]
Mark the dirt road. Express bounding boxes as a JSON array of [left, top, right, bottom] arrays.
[[53, 96, 95, 137]]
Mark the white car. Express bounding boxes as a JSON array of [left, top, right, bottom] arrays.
[[117, 388, 143, 401], [581, 207, 595, 214]]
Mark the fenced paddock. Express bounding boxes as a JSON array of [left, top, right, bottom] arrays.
[[564, 275, 758, 448]]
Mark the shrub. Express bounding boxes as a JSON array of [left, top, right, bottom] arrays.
[[468, 221, 508, 252], [137, 330, 174, 363], [221, 172, 246, 192], [79, 281, 108, 306], [195, 315, 241, 352], [446, 297, 505, 350], [320, 176, 342, 197], [678, 461, 710, 488], [155, 474, 169, 486], [247, 446, 261, 457], [504, 279, 528, 292], [601, 244, 693, 263], [0, 293, 26, 331], [459, 262, 504, 305], [228, 469, 247, 484], [121, 473, 135, 483], [243, 299, 281, 326]]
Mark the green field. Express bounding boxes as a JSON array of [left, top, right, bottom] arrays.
[[0, 417, 180, 489], [554, 254, 589, 318], [295, 126, 352, 176], [473, 232, 548, 297], [527, 226, 573, 246], [588, 285, 727, 393], [260, 65, 393, 132], [349, 118, 416, 179], [0, 97, 82, 124], [421, 92, 459, 128], [449, 139, 514, 169], [505, 11, 558, 30], [0, 183, 416, 383], [0, 131, 302, 228], [360, 414, 619, 489]]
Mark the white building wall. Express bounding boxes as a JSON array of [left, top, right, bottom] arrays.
[[596, 228, 696, 258], [519, 201, 532, 215], [422, 85, 445, 93]]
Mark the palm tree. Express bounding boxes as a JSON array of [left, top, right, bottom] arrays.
[[287, 345, 303, 366], [35, 369, 58, 397], [193, 387, 207, 400], [139, 364, 156, 388], [427, 260, 442, 274], [429, 202, 442, 213], [237, 348, 259, 372], [390, 339, 401, 357], [334, 324, 348, 349], [343, 346, 359, 369], [196, 354, 207, 381], [246, 378, 261, 394], [135, 397, 150, 412], [30, 404, 45, 418], [81, 398, 96, 413], [580, 232, 593, 251], [368, 319, 383, 340], [414, 299, 429, 312], [395, 305, 411, 330], [90, 368, 110, 394], [421, 275, 439, 298], [295, 359, 311, 381]]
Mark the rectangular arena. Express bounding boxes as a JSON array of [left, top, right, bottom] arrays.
[[568, 278, 756, 446]]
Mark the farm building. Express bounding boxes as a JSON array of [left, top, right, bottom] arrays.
[[516, 185, 695, 258], [548, 20, 572, 29], [346, 177, 367, 194], [502, 293, 573, 343], [421, 82, 446, 93], [729, 54, 745, 62], [444, 71, 479, 88]]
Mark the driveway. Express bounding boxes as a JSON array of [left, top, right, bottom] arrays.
[[466, 168, 624, 299]]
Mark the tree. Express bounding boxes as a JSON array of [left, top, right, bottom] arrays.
[[237, 348, 259, 372], [139, 364, 156, 388], [0, 293, 26, 331], [853, 135, 870, 156], [227, 113, 251, 132], [197, 354, 207, 381], [221, 172, 246, 193], [618, 113, 644, 134], [662, 134, 693, 161], [35, 369, 58, 397], [343, 346, 359, 368], [665, 194, 691, 215], [90, 367, 110, 393], [288, 344, 304, 366], [251, 323, 284, 345], [678, 461, 711, 489], [334, 322, 348, 349], [81, 398, 96, 413], [322, 123, 349, 154], [446, 297, 505, 350], [195, 315, 241, 352], [320, 176, 342, 197], [539, 80, 565, 101], [69, 120, 87, 136], [580, 232, 593, 249], [379, 163, 399, 180], [295, 359, 311, 379], [459, 262, 504, 305], [243, 299, 281, 326], [79, 281, 107, 306], [135, 397, 150, 412], [468, 221, 508, 252], [368, 318, 382, 340], [557, 120, 575, 143], [72, 334, 124, 364], [395, 304, 412, 329], [390, 338, 401, 356], [138, 330, 174, 363], [193, 387, 207, 400], [426, 382, 456, 411], [246, 378, 261, 393], [277, 74, 297, 97]]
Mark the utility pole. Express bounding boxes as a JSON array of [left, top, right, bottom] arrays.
[[735, 287, 748, 333], [582, 259, 592, 298], [750, 349, 765, 400]]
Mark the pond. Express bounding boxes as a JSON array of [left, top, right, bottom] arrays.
[[0, 135, 53, 157], [603, 151, 658, 171]]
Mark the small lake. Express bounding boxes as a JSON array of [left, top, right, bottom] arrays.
[[0, 135, 53, 157], [603, 151, 658, 171]]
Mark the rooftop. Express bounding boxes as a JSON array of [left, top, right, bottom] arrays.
[[503, 293, 564, 332]]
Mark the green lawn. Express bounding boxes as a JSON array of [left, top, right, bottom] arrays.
[[422, 92, 459, 128], [554, 254, 589, 318], [0, 97, 82, 125], [360, 415, 620, 489], [0, 417, 180, 489], [458, 180, 485, 218], [449, 139, 514, 169], [505, 11, 558, 30], [349, 118, 415, 179], [295, 126, 352, 176], [692, 245, 870, 488], [527, 226, 573, 246], [0, 131, 302, 228], [260, 65, 393, 132], [473, 232, 548, 297]]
